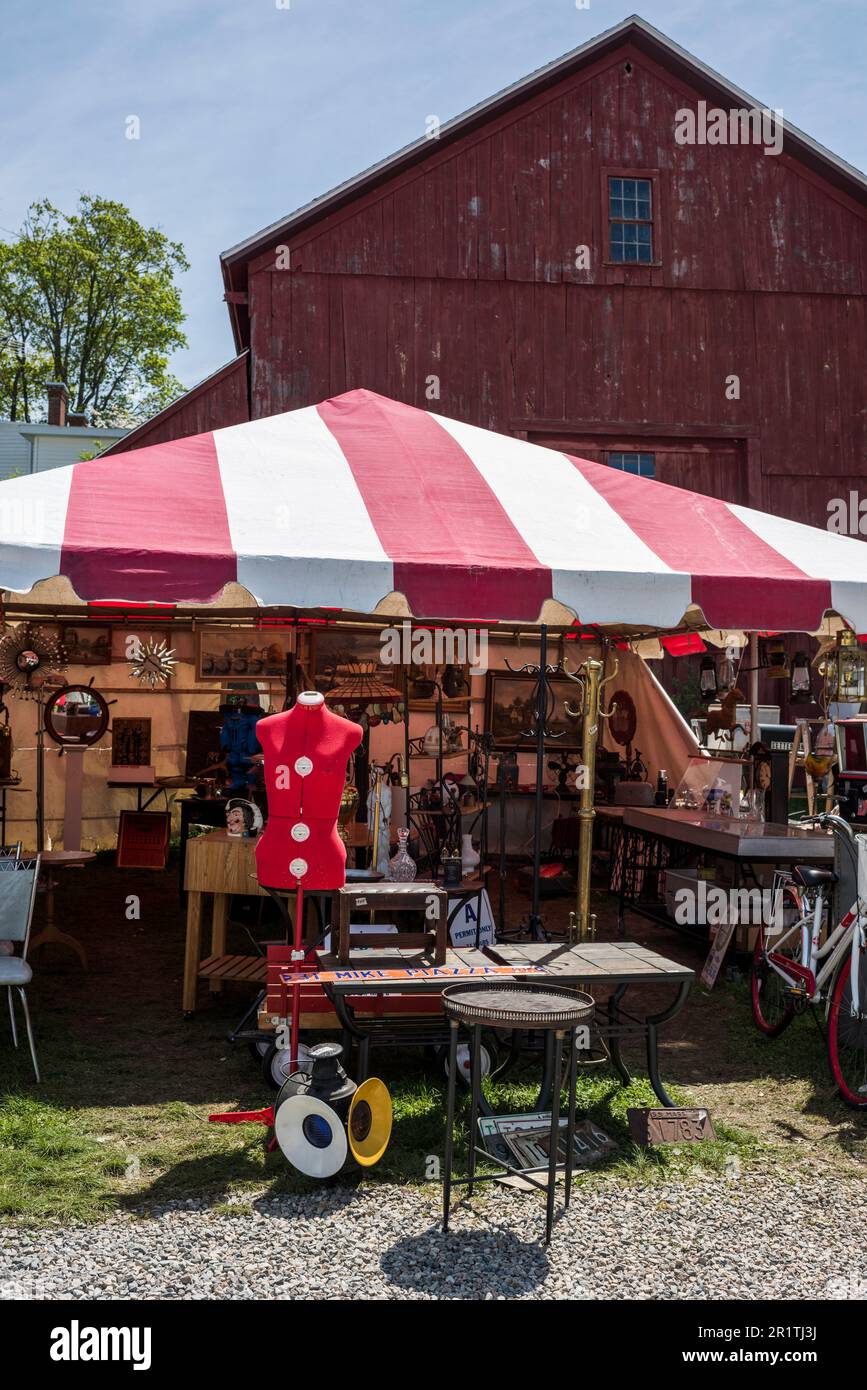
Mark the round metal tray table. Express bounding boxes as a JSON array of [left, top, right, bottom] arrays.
[[441, 982, 595, 1245]]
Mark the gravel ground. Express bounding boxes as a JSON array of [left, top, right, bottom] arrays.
[[2, 1177, 866, 1300]]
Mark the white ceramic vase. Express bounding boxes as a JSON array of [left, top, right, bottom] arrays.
[[461, 832, 480, 877]]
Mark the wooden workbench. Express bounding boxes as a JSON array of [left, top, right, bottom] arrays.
[[181, 826, 401, 1013], [182, 829, 325, 1014]]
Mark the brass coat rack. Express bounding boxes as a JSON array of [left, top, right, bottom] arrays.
[[564, 651, 619, 943]]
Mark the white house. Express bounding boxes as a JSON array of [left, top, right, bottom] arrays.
[[0, 383, 127, 479]]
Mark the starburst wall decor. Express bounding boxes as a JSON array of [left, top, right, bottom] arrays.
[[0, 624, 66, 697], [129, 638, 177, 688]]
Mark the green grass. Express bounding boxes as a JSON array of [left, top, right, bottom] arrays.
[[0, 1094, 126, 1222], [0, 1042, 762, 1224], [0, 854, 860, 1227]]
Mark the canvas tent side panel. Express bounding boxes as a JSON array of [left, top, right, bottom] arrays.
[[600, 646, 700, 790]]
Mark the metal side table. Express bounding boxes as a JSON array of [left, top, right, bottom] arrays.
[[441, 982, 594, 1245]]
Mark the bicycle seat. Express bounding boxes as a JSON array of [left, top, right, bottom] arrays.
[[791, 865, 837, 890]]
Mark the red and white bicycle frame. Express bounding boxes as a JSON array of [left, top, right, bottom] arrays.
[[764, 873, 865, 1018]]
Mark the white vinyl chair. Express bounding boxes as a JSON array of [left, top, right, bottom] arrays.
[[0, 855, 42, 1082]]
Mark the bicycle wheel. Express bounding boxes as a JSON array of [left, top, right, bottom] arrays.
[[750, 926, 797, 1038], [827, 946, 867, 1108]]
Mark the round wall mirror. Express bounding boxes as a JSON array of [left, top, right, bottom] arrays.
[[44, 684, 110, 747]]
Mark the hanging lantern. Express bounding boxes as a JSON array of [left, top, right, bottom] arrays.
[[717, 653, 737, 694], [699, 656, 718, 702], [821, 630, 867, 703], [762, 637, 790, 680], [789, 651, 813, 704]]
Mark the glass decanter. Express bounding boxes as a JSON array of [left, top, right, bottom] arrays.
[[388, 826, 417, 882]]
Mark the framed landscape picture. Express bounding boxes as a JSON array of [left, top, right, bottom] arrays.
[[406, 662, 472, 710], [197, 628, 294, 682], [60, 624, 112, 666], [485, 671, 583, 749]]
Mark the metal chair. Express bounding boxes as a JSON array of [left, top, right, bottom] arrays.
[[0, 855, 41, 1082]]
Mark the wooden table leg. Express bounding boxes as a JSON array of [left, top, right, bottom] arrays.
[[183, 890, 204, 1015], [210, 893, 230, 994]]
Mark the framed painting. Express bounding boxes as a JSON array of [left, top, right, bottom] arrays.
[[485, 671, 583, 750], [60, 624, 112, 666], [197, 628, 294, 682], [111, 716, 152, 767]]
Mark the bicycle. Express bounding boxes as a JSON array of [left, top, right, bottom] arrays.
[[750, 812, 867, 1108]]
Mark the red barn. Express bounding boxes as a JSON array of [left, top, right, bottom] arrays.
[[107, 15, 866, 536]]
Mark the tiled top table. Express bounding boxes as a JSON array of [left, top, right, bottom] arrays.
[[318, 938, 694, 1107], [486, 940, 693, 1108]]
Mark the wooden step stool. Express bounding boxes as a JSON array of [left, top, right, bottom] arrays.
[[335, 881, 448, 964]]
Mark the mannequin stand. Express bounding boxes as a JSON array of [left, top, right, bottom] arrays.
[[263, 879, 312, 1073]]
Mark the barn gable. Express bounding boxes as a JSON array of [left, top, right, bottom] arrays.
[[131, 14, 865, 531]]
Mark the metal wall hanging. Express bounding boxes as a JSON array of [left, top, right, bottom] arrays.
[[129, 638, 177, 688], [0, 624, 65, 696]]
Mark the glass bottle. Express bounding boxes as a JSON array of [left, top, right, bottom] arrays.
[[388, 826, 417, 882]]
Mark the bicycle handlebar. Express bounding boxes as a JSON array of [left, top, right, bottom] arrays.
[[798, 812, 854, 839]]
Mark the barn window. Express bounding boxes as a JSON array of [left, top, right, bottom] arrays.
[[606, 451, 656, 478], [608, 177, 653, 263]]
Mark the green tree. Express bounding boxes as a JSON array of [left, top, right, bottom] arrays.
[[0, 195, 189, 424]]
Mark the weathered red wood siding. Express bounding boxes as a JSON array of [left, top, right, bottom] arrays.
[[246, 40, 866, 528]]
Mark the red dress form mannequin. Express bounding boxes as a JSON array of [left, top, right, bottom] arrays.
[[255, 692, 363, 890]]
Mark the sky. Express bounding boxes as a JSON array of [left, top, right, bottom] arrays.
[[2, 0, 864, 391]]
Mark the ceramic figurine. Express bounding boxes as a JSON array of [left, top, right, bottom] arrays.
[[225, 797, 264, 839]]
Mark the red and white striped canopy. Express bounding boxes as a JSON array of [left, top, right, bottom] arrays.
[[3, 388, 867, 632]]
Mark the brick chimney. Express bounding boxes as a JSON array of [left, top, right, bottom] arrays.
[[46, 382, 68, 427]]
